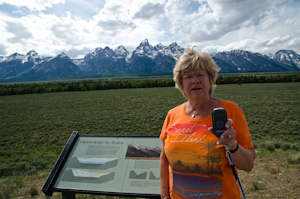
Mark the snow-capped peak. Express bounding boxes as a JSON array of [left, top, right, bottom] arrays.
[[140, 39, 149, 45], [103, 46, 114, 55], [169, 42, 178, 47], [95, 47, 103, 52], [26, 50, 38, 57], [163, 42, 184, 59], [0, 50, 46, 65], [114, 45, 129, 60], [115, 45, 128, 55], [57, 52, 69, 59], [7, 53, 25, 61], [154, 43, 165, 52], [88, 47, 103, 58], [272, 50, 300, 69], [133, 39, 154, 58]]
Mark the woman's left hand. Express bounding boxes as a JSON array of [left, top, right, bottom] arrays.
[[209, 119, 256, 172], [208, 119, 237, 150]]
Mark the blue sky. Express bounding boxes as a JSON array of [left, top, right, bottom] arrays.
[[0, 0, 300, 58]]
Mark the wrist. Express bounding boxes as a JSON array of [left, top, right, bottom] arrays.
[[227, 140, 237, 150], [229, 142, 239, 153]]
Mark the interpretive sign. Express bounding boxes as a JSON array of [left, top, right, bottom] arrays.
[[42, 131, 162, 198]]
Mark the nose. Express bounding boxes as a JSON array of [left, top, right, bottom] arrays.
[[191, 75, 200, 83]]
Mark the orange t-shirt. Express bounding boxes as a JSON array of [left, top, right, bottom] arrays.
[[160, 100, 253, 199]]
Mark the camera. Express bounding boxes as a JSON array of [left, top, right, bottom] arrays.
[[212, 108, 227, 137]]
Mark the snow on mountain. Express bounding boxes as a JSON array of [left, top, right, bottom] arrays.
[[132, 39, 155, 58], [162, 42, 184, 59], [0, 50, 49, 66], [57, 52, 69, 59], [211, 49, 300, 72], [85, 46, 116, 60], [1, 39, 300, 82], [125, 52, 133, 63], [26, 50, 39, 58], [91, 47, 101, 57], [72, 59, 85, 69], [115, 45, 128, 56], [154, 43, 165, 52], [113, 45, 129, 60], [6, 53, 25, 62], [130, 39, 184, 60], [87, 47, 103, 59], [271, 50, 300, 69]]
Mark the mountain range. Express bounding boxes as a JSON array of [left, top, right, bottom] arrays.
[[0, 39, 299, 82], [126, 144, 161, 158]]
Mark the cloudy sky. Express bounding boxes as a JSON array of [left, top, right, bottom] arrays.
[[0, 0, 300, 59]]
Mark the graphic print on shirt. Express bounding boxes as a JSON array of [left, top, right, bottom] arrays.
[[165, 123, 224, 199]]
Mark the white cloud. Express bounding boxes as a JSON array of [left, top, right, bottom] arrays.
[[5, 21, 32, 43], [0, 0, 65, 11], [186, 0, 282, 42], [181, 0, 300, 55], [97, 19, 136, 31], [133, 2, 165, 19], [165, 0, 189, 15], [0, 0, 300, 58], [0, 43, 6, 54], [0, 10, 99, 57]]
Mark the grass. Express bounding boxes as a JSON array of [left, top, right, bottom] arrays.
[[239, 148, 300, 198], [28, 186, 39, 197], [0, 82, 300, 198], [213, 83, 300, 142], [0, 149, 299, 199], [251, 181, 266, 191], [288, 153, 300, 164], [0, 177, 24, 199], [0, 82, 300, 174]]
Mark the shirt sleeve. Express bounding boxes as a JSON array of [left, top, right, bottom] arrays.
[[224, 101, 254, 149], [160, 111, 171, 142]]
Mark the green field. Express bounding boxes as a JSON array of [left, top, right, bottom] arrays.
[[0, 82, 300, 177]]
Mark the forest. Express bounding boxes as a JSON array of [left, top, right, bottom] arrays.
[[1, 73, 300, 96]]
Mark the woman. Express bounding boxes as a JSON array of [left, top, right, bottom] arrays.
[[160, 47, 255, 199]]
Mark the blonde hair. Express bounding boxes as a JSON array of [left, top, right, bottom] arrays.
[[173, 46, 220, 98]]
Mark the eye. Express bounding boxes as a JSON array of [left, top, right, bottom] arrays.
[[196, 73, 205, 78], [183, 75, 192, 80]]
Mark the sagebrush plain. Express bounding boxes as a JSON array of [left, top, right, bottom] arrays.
[[0, 82, 300, 198]]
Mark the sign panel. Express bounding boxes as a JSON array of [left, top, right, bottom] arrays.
[[43, 132, 162, 197]]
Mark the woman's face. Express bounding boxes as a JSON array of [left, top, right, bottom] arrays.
[[181, 68, 211, 101]]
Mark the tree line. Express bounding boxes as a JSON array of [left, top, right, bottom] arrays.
[[0, 74, 300, 96], [216, 74, 300, 85], [0, 79, 175, 96]]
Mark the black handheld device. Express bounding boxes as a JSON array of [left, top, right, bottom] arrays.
[[212, 108, 227, 137]]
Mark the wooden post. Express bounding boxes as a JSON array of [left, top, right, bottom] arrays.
[[62, 192, 76, 199]]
